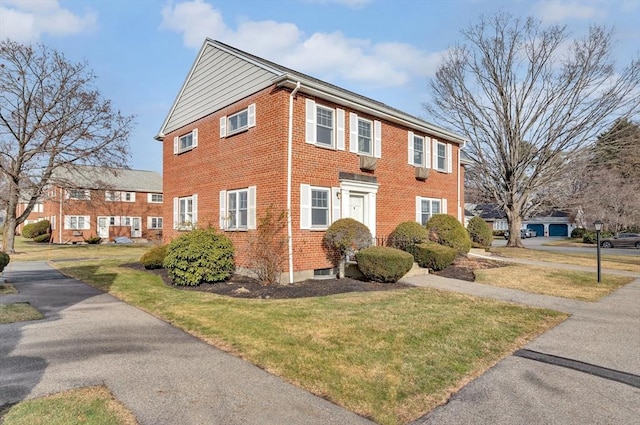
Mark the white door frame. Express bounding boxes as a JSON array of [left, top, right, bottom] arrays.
[[131, 217, 142, 238], [339, 180, 378, 237], [97, 216, 109, 238]]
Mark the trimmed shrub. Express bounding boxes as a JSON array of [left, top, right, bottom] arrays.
[[22, 220, 50, 239], [84, 236, 102, 244], [414, 243, 457, 271], [356, 246, 414, 283], [323, 218, 372, 265], [425, 214, 471, 255], [163, 228, 235, 286], [32, 233, 51, 243], [571, 227, 587, 239], [387, 221, 429, 257], [0, 251, 10, 273], [467, 216, 493, 248], [582, 231, 614, 244], [140, 245, 168, 270]]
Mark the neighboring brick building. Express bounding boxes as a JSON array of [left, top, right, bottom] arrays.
[[17, 166, 163, 244], [156, 39, 468, 282]]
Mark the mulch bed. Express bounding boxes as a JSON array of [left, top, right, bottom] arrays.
[[123, 256, 504, 299]]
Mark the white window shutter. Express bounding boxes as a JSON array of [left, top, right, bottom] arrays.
[[220, 116, 227, 138], [331, 187, 341, 223], [173, 136, 179, 154], [147, 193, 152, 203], [408, 131, 414, 165], [147, 217, 152, 228], [173, 197, 178, 229], [432, 139, 438, 170], [64, 216, 71, 229], [349, 112, 358, 153], [374, 120, 382, 159], [219, 191, 226, 229], [442, 198, 448, 215], [336, 108, 345, 150], [425, 137, 431, 168], [447, 143, 453, 173], [130, 192, 136, 202], [305, 99, 316, 144], [83, 216, 91, 230], [415, 197, 422, 223], [248, 103, 256, 128], [192, 128, 198, 148], [300, 184, 311, 229], [248, 186, 257, 230], [192, 194, 198, 226]]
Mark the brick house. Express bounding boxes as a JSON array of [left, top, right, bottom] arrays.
[[156, 39, 467, 282], [17, 166, 163, 243]]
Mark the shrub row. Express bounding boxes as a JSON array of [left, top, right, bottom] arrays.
[[414, 243, 457, 271], [582, 231, 614, 244], [22, 220, 50, 239], [356, 246, 413, 283]]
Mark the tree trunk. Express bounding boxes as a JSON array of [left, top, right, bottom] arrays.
[[2, 217, 17, 254], [506, 210, 524, 248]]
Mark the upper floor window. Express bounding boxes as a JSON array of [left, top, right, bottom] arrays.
[[433, 139, 452, 173], [305, 99, 345, 150], [173, 129, 198, 154], [68, 189, 90, 200], [105, 191, 135, 202], [408, 131, 431, 168], [220, 104, 256, 138], [148, 193, 163, 203], [33, 203, 44, 213], [316, 106, 334, 147], [349, 112, 381, 158]]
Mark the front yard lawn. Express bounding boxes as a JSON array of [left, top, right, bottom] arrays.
[[56, 259, 566, 425], [0, 302, 43, 324]]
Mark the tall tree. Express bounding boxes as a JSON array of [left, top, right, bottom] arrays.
[[0, 40, 134, 253], [425, 13, 640, 247]]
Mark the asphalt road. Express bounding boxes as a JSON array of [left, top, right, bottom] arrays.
[[492, 236, 640, 257]]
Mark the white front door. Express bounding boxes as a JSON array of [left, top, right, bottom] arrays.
[[97, 216, 109, 238], [349, 194, 365, 224], [131, 217, 142, 238]]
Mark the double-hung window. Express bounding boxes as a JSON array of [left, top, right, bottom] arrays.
[[227, 189, 248, 229], [305, 99, 345, 150], [408, 131, 431, 168], [173, 129, 198, 154], [148, 193, 163, 203], [65, 215, 90, 230], [173, 194, 198, 230], [68, 189, 90, 200], [416, 197, 447, 225], [316, 106, 334, 147], [311, 188, 330, 227], [349, 112, 381, 158], [220, 104, 256, 137], [148, 217, 163, 229], [432, 139, 452, 173], [300, 184, 340, 230], [357, 118, 373, 156]]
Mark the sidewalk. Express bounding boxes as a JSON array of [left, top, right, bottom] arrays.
[[402, 263, 640, 424], [0, 262, 373, 425]]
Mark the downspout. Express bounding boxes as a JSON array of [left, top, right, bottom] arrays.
[[457, 141, 466, 223], [58, 187, 63, 244], [287, 81, 301, 284]]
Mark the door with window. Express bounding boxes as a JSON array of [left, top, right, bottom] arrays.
[[131, 217, 142, 238], [97, 216, 109, 238]]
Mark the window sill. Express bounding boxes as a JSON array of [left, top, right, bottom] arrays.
[[224, 127, 249, 138], [176, 147, 195, 155], [309, 226, 329, 231], [314, 143, 336, 151], [224, 227, 248, 232]]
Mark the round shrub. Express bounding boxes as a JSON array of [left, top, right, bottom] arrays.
[[163, 228, 235, 286], [356, 246, 413, 283], [582, 230, 613, 244], [32, 233, 51, 243], [84, 236, 102, 244], [414, 242, 457, 271], [0, 251, 10, 273], [323, 218, 372, 265], [388, 221, 429, 257], [467, 216, 493, 248], [22, 220, 50, 239], [140, 245, 168, 270], [425, 214, 471, 255], [571, 227, 587, 239]]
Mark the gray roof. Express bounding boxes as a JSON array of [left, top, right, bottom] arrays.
[[52, 165, 162, 193]]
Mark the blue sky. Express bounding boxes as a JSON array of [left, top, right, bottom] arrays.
[[1, 0, 638, 173]]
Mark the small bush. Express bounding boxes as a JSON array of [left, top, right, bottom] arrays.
[[84, 236, 102, 244], [387, 221, 429, 257], [247, 206, 287, 285], [571, 227, 587, 239], [356, 246, 414, 283], [32, 233, 51, 243], [163, 228, 235, 286], [467, 216, 493, 248], [140, 245, 168, 270], [414, 243, 457, 271], [323, 218, 372, 265], [425, 214, 471, 255], [22, 220, 50, 239], [0, 251, 10, 272], [582, 230, 614, 244]]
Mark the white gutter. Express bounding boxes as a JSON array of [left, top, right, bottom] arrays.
[[58, 187, 63, 244], [287, 81, 301, 284], [458, 141, 467, 223]]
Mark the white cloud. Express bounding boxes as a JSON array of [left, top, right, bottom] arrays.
[[160, 0, 441, 88], [303, 0, 373, 9], [532, 0, 602, 22], [0, 0, 96, 42]]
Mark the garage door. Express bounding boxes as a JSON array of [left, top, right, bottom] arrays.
[[549, 224, 568, 237], [527, 224, 544, 237]]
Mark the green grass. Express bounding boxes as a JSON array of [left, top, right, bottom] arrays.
[[475, 265, 634, 301], [55, 259, 566, 424], [1, 386, 137, 425], [0, 283, 18, 295], [0, 303, 43, 324]]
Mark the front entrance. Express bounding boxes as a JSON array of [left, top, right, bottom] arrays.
[[349, 194, 365, 224], [340, 179, 378, 237], [97, 216, 109, 238], [131, 217, 142, 238]]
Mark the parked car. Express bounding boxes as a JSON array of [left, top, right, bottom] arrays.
[[525, 228, 537, 238], [504, 229, 529, 239], [600, 233, 640, 249]]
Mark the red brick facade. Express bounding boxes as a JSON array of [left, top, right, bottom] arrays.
[[162, 85, 465, 280]]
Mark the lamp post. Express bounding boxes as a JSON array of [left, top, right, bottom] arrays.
[[594, 220, 603, 283]]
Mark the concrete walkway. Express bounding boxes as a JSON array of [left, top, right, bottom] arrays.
[[0, 262, 373, 425], [402, 257, 640, 425]]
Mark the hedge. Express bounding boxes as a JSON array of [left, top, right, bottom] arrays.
[[467, 216, 493, 248], [425, 214, 471, 255], [387, 221, 429, 257], [140, 245, 168, 270], [414, 243, 457, 271], [22, 220, 50, 239], [356, 246, 414, 283], [0, 251, 10, 273]]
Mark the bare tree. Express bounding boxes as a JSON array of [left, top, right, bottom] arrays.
[[425, 13, 640, 247], [0, 40, 133, 253]]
